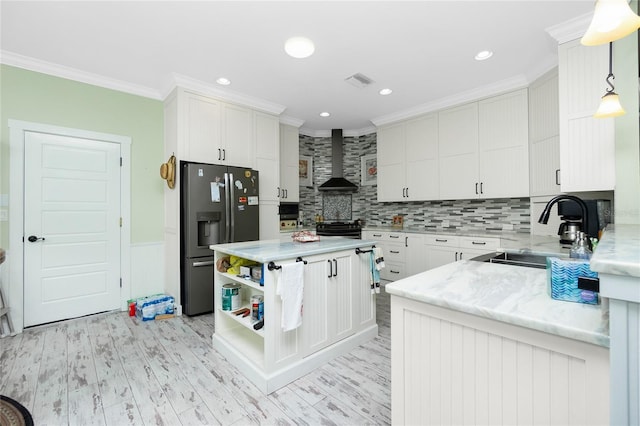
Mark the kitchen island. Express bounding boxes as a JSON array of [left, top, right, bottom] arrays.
[[386, 258, 609, 425], [209, 238, 378, 394]]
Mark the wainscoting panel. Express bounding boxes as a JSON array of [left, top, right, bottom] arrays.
[[130, 242, 164, 300], [391, 296, 609, 426]]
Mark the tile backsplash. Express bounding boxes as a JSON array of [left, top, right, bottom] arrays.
[[299, 132, 531, 233]]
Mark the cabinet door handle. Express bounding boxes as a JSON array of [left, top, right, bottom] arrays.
[[222, 149, 226, 161], [459, 252, 464, 260], [475, 182, 478, 195], [480, 182, 483, 194], [218, 148, 222, 161], [435, 238, 448, 243], [327, 259, 332, 278], [455, 251, 458, 261], [333, 259, 338, 277], [284, 189, 288, 199], [405, 236, 408, 247], [402, 188, 405, 197], [555, 169, 561, 186], [472, 241, 486, 245], [277, 187, 281, 198], [406, 187, 409, 198]]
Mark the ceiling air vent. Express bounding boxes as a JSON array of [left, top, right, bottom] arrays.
[[345, 73, 374, 89]]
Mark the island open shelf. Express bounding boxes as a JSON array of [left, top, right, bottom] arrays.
[[210, 238, 379, 394]]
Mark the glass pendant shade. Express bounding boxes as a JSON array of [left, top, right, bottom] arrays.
[[594, 92, 626, 117], [581, 0, 640, 45]]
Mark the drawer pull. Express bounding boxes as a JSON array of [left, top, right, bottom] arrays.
[[390, 235, 400, 239], [435, 239, 448, 243], [472, 241, 486, 245], [390, 270, 400, 274], [390, 250, 400, 254], [373, 234, 382, 237]]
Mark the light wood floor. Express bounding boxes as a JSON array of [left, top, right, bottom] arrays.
[[0, 285, 391, 425]]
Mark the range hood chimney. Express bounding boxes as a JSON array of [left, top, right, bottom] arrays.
[[318, 129, 359, 192]]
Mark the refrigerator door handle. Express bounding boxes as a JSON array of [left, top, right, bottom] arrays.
[[224, 172, 231, 242], [229, 172, 235, 242], [192, 260, 214, 267]]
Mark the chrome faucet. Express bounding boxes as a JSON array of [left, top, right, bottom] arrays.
[[538, 194, 591, 247]]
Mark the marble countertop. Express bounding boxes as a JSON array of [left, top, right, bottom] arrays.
[[385, 260, 609, 347], [210, 238, 376, 263], [590, 224, 640, 278]]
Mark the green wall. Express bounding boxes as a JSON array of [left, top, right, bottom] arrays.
[[0, 65, 164, 248]]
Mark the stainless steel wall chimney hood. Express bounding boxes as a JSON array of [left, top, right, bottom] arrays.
[[318, 129, 359, 192]]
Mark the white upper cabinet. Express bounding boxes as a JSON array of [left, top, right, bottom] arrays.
[[279, 124, 300, 202], [253, 111, 280, 202], [478, 89, 529, 198], [438, 103, 479, 199], [184, 93, 222, 163], [180, 90, 253, 167], [558, 39, 615, 192], [377, 114, 439, 202], [529, 68, 561, 197], [223, 104, 253, 167], [438, 89, 529, 200]]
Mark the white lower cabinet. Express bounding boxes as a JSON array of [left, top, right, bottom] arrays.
[[301, 251, 355, 356], [362, 231, 426, 280], [425, 235, 499, 269]]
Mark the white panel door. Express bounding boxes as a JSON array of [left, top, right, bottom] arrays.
[[24, 131, 121, 326]]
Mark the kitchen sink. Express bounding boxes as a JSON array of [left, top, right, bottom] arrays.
[[470, 252, 548, 269]]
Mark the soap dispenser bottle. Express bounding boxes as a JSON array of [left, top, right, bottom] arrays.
[[570, 231, 592, 260]]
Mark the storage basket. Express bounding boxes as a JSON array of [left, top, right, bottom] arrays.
[[546, 257, 599, 305]]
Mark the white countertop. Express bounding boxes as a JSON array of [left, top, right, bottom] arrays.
[[385, 259, 609, 347], [210, 238, 376, 263], [590, 224, 640, 278]]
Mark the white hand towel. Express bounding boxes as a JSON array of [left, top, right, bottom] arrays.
[[276, 262, 305, 332], [374, 247, 385, 271]]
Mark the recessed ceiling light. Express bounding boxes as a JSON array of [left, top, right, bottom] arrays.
[[285, 37, 315, 59], [319, 112, 330, 117], [216, 77, 231, 85], [474, 50, 493, 61], [379, 88, 393, 96]]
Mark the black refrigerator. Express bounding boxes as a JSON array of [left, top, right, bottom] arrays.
[[180, 161, 259, 316]]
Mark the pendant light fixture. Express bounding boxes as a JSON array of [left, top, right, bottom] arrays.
[[581, 0, 640, 46], [594, 42, 626, 118]]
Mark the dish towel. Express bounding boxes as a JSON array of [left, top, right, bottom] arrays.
[[372, 247, 385, 294], [369, 252, 380, 294], [276, 262, 305, 332]]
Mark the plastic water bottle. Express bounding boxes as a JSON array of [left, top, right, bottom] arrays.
[[570, 231, 592, 260]]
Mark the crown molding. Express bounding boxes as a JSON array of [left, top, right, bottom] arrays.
[[163, 73, 286, 115], [279, 115, 305, 128], [371, 75, 529, 128], [1, 50, 162, 100], [298, 125, 376, 138], [546, 12, 592, 44]]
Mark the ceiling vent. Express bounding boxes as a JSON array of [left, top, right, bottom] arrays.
[[344, 73, 374, 89]]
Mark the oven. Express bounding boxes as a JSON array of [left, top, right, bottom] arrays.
[[316, 222, 362, 239]]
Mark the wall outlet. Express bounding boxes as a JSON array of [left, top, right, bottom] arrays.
[[0, 209, 7, 222]]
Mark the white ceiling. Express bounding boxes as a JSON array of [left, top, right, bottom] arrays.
[[1, 1, 594, 135]]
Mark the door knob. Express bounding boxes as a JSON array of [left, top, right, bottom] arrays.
[[27, 235, 45, 242]]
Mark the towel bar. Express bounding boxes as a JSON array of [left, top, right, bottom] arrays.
[[267, 257, 307, 271], [355, 246, 376, 254]]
